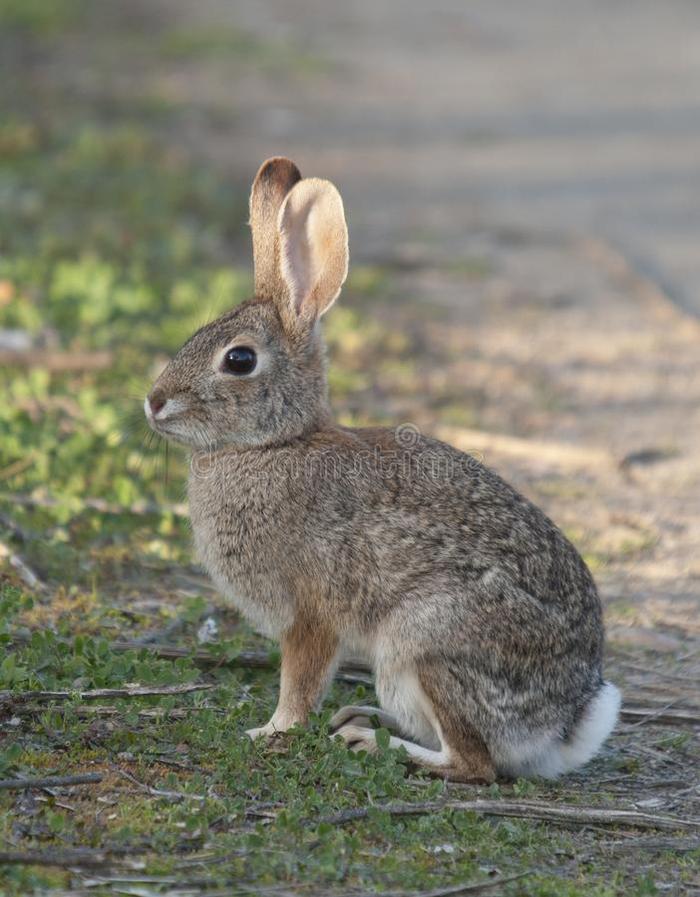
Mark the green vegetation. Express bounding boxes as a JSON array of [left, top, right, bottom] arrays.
[[0, 0, 85, 35], [0, 5, 697, 896], [160, 25, 329, 76]]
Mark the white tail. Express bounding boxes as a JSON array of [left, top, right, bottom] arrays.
[[496, 681, 622, 780], [553, 682, 621, 775]]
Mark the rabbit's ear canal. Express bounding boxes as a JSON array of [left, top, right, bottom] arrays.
[[278, 178, 349, 323], [249, 157, 302, 300]]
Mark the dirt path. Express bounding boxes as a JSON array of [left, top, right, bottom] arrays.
[[154, 1, 700, 310]]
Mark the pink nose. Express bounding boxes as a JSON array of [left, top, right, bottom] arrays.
[[149, 392, 166, 415]]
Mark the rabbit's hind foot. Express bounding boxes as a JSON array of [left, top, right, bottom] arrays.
[[329, 705, 402, 734], [333, 722, 495, 784]]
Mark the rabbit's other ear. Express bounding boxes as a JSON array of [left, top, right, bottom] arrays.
[[249, 157, 302, 299], [278, 178, 349, 323]]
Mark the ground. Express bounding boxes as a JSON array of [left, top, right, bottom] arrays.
[[0, 2, 698, 895]]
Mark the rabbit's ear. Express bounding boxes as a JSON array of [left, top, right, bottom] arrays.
[[249, 157, 302, 299], [277, 178, 349, 322]]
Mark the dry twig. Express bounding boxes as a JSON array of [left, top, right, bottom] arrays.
[[602, 836, 700, 854], [0, 682, 213, 706], [315, 799, 699, 833], [5, 703, 223, 721], [0, 847, 113, 867], [0, 772, 102, 791], [373, 872, 532, 897], [0, 539, 48, 593], [108, 640, 373, 684], [620, 705, 700, 728], [0, 512, 30, 542], [117, 768, 209, 803]]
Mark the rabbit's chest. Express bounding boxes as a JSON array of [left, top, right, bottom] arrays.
[[187, 454, 295, 637]]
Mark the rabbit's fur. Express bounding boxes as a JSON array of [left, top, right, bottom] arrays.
[[146, 158, 620, 781]]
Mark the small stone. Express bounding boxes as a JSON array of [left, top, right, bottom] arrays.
[[197, 616, 218, 644], [429, 843, 455, 855]]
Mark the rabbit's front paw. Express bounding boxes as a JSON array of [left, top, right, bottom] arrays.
[[333, 724, 378, 754], [246, 722, 282, 741]]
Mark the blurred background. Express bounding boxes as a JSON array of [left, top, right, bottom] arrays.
[[2, 0, 698, 634], [0, 3, 699, 892]]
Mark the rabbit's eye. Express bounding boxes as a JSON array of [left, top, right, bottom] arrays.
[[223, 346, 257, 375]]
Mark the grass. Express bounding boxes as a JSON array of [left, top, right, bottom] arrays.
[[0, 0, 85, 35], [0, 5, 698, 896]]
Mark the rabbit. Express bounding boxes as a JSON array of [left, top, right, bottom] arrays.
[[145, 157, 620, 782]]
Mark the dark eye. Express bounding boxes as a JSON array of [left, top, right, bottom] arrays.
[[223, 346, 257, 375]]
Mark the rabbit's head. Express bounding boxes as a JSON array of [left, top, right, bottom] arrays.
[[145, 158, 349, 449]]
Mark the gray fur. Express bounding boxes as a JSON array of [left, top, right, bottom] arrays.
[[146, 160, 618, 780]]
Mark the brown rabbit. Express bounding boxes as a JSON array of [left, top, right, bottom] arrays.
[[145, 157, 620, 782]]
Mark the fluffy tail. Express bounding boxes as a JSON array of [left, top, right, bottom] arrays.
[[537, 681, 622, 779], [497, 681, 622, 780]]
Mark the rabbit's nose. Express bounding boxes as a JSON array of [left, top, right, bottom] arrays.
[[148, 391, 166, 416]]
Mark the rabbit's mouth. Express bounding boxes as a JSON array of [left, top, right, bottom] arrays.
[[144, 395, 220, 448], [144, 395, 192, 436]]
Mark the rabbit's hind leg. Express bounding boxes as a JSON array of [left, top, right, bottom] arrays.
[[333, 722, 493, 784], [333, 663, 495, 783], [415, 661, 495, 784]]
